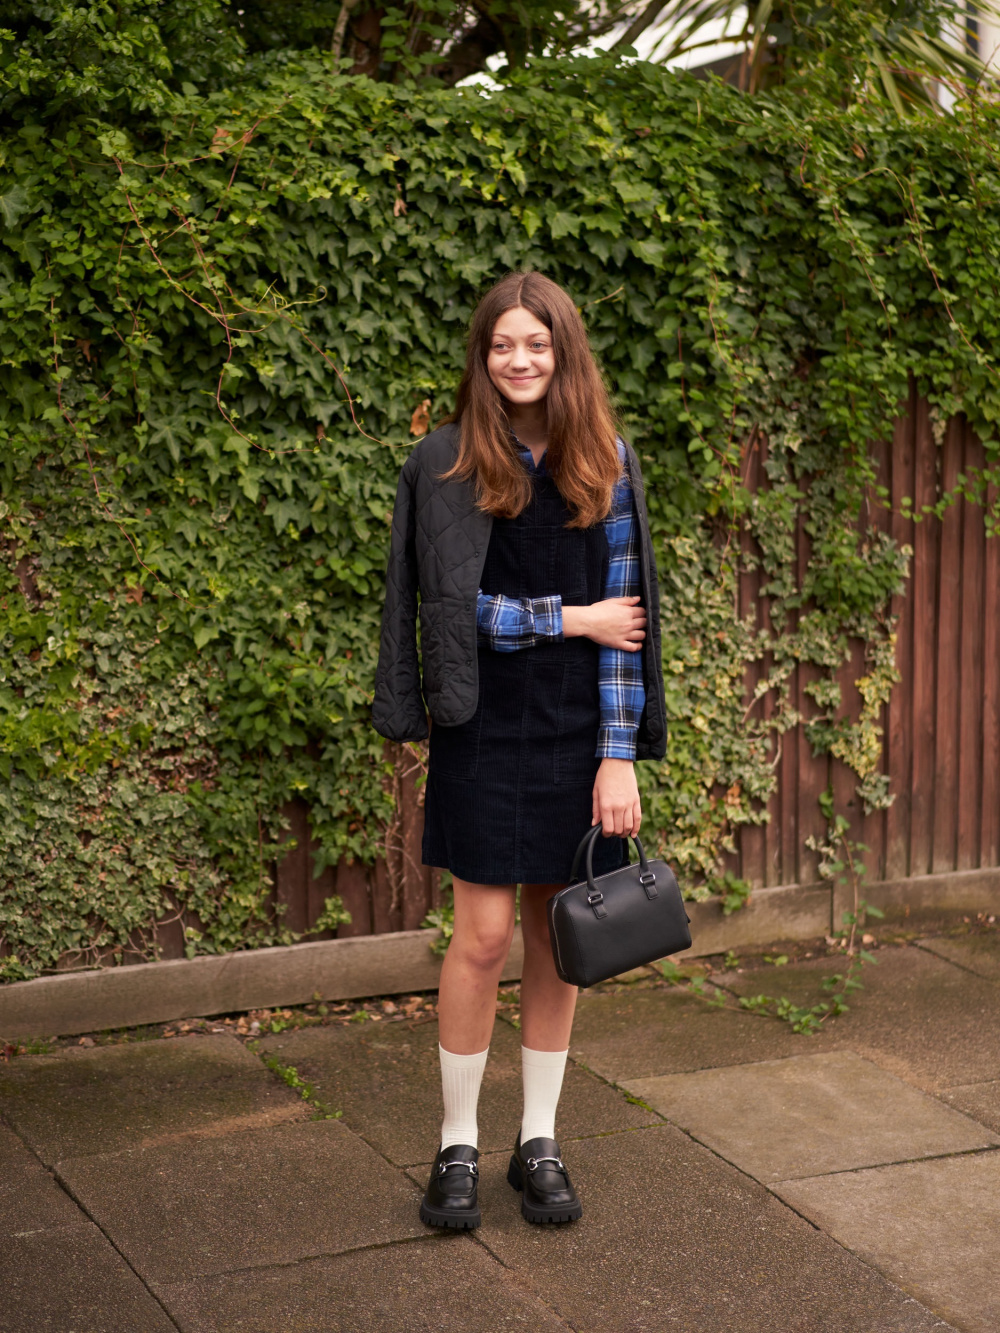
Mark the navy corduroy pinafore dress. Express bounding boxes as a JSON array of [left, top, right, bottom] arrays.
[[421, 468, 627, 885]]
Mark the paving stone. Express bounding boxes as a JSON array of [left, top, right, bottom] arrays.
[[940, 1081, 1000, 1134], [474, 1124, 953, 1333], [717, 945, 1000, 1089], [774, 1151, 1000, 1333], [917, 932, 1000, 982], [570, 986, 821, 1083], [1, 1221, 176, 1332], [159, 1234, 571, 1332], [0, 1122, 80, 1237], [623, 1051, 997, 1183], [0, 1035, 304, 1163], [56, 1118, 425, 1286], [260, 1015, 657, 1167]]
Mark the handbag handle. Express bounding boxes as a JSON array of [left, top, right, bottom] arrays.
[[569, 824, 659, 901]]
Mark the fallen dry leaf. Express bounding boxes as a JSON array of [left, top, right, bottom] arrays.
[[409, 399, 431, 437]]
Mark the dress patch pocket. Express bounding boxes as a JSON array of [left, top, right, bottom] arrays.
[[428, 705, 484, 781]]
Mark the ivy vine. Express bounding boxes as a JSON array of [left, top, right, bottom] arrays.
[[2, 22, 999, 979]]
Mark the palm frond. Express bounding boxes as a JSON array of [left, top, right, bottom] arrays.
[[611, 0, 999, 113]]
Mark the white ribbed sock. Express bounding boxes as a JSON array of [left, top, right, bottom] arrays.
[[439, 1044, 489, 1150], [520, 1046, 569, 1145]]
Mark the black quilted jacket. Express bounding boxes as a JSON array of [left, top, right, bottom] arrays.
[[371, 423, 667, 760]]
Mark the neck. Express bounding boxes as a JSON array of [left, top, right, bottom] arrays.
[[507, 400, 548, 463]]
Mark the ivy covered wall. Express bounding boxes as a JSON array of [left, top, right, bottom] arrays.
[[2, 34, 1000, 979]]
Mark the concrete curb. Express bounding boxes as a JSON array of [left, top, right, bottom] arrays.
[[2, 870, 996, 1038], [0, 930, 524, 1040]]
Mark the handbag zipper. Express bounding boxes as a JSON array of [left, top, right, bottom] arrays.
[[549, 879, 591, 979], [550, 899, 568, 977]]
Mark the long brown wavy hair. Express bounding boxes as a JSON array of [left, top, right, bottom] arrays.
[[444, 272, 621, 529]]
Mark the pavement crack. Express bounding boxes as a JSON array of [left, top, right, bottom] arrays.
[[1, 1116, 183, 1329], [468, 1230, 579, 1331], [45, 1162, 184, 1331], [152, 1232, 437, 1285], [914, 937, 1000, 985], [769, 1141, 1000, 1184]]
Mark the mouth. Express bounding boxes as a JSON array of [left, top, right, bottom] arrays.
[[505, 376, 539, 387]]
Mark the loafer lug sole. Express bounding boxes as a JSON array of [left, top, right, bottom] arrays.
[[419, 1198, 481, 1229], [507, 1153, 582, 1225]]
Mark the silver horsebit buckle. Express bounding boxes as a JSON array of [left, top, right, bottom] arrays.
[[526, 1156, 565, 1173], [439, 1159, 478, 1176]]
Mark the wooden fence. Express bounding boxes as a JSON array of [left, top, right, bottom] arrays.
[[272, 388, 1000, 939]]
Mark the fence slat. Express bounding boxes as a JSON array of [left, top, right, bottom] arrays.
[[399, 758, 432, 931], [932, 419, 964, 873], [885, 396, 917, 879], [335, 860, 373, 938], [982, 480, 1000, 870], [909, 400, 940, 878], [957, 425, 987, 870], [859, 433, 894, 887], [275, 801, 311, 936], [795, 508, 828, 885], [370, 857, 403, 935], [737, 433, 767, 888]]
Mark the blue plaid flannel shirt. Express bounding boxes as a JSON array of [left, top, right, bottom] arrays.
[[476, 441, 645, 760]]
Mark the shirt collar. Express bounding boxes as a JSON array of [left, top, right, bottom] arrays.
[[511, 433, 548, 475]]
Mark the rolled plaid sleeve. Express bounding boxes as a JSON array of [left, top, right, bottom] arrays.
[[477, 591, 563, 652], [597, 445, 646, 759]]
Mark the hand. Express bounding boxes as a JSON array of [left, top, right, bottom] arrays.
[[592, 758, 642, 837], [562, 596, 646, 651]]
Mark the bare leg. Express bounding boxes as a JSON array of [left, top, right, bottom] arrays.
[[518, 881, 578, 1051], [437, 877, 517, 1055]]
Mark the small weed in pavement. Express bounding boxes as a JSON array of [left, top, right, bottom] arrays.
[[249, 1046, 342, 1121]]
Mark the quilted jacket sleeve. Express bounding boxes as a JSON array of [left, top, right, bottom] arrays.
[[371, 456, 429, 742]]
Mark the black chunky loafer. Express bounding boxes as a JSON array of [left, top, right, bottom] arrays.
[[420, 1143, 481, 1229], [507, 1134, 582, 1224]]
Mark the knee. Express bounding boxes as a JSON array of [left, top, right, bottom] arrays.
[[454, 919, 514, 974]]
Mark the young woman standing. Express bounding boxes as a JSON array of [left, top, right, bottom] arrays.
[[373, 271, 666, 1228]]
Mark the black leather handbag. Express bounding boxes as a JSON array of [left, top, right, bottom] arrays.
[[547, 825, 692, 988]]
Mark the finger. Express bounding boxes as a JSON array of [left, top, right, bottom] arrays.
[[601, 803, 616, 836], [592, 785, 600, 826], [632, 800, 642, 837]]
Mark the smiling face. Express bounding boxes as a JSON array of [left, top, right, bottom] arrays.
[[486, 305, 555, 407]]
